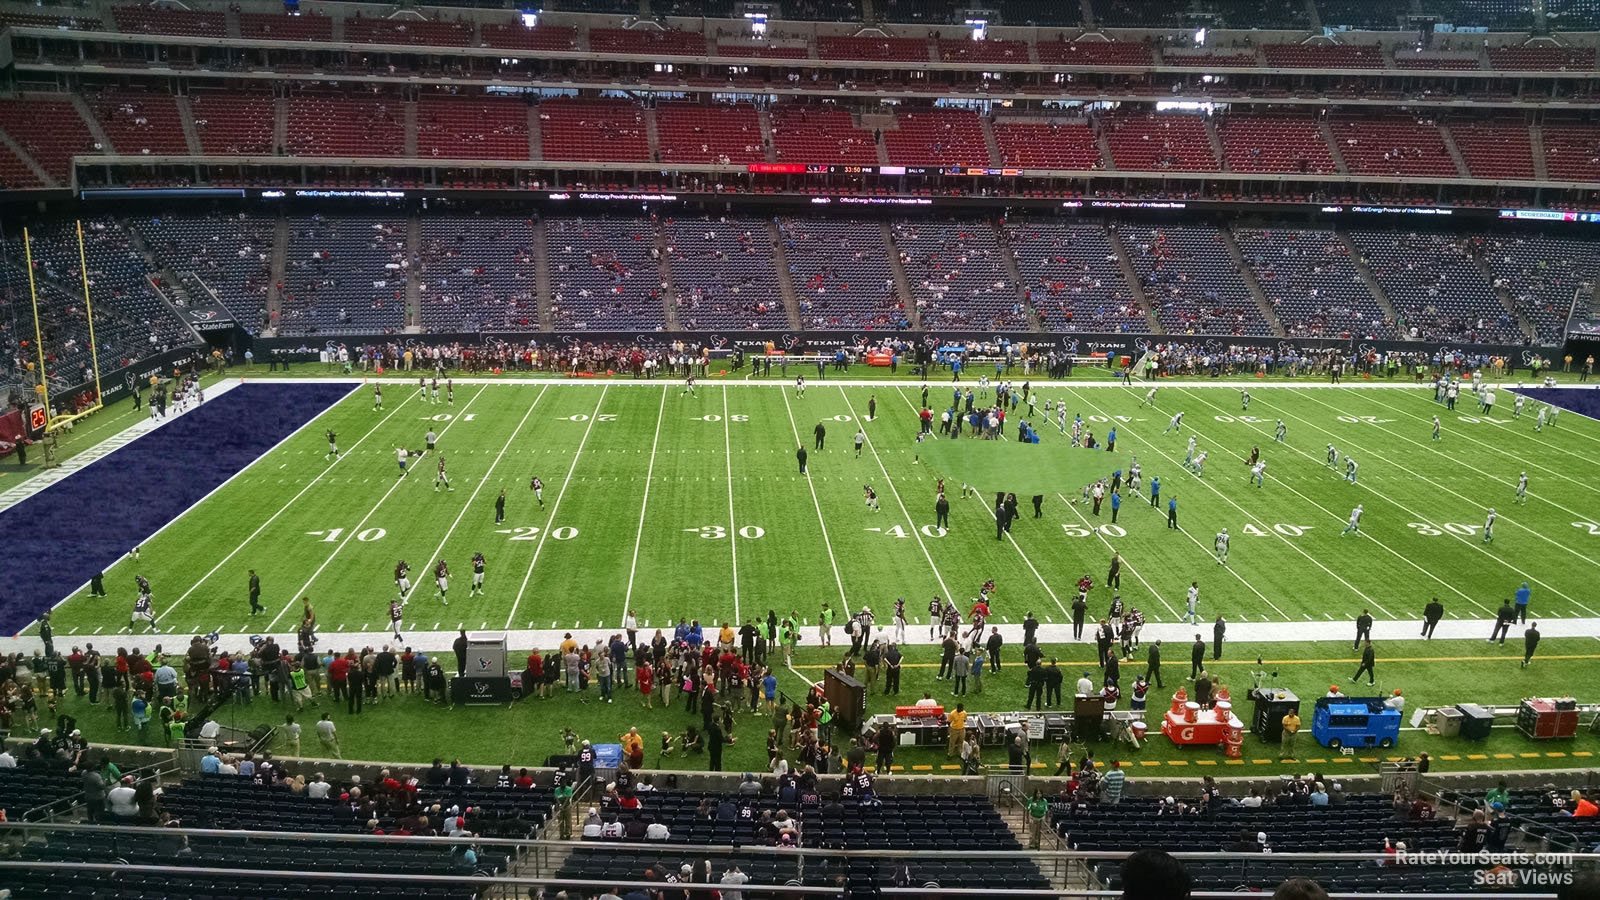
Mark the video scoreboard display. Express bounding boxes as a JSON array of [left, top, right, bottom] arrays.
[[746, 163, 1023, 177]]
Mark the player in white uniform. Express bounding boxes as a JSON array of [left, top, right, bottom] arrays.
[[1240, 390, 1251, 411], [1515, 472, 1528, 504], [1214, 528, 1230, 565], [1535, 406, 1547, 432], [1056, 405, 1067, 433], [1141, 387, 1157, 408], [1192, 450, 1208, 478], [471, 552, 486, 597], [1513, 394, 1525, 418], [1184, 435, 1197, 467], [1274, 419, 1286, 443], [1431, 415, 1441, 442], [1482, 508, 1497, 543], [1249, 459, 1267, 488], [1342, 504, 1363, 536], [1164, 411, 1184, 434], [1326, 444, 1338, 468], [1185, 582, 1201, 625], [1128, 458, 1142, 493], [1345, 456, 1359, 484]]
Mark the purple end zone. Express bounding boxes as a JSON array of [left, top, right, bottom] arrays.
[[0, 382, 355, 636], [1512, 386, 1600, 420]]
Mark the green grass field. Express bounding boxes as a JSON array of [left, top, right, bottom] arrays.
[[19, 373, 1600, 774], [34, 377, 1600, 638]]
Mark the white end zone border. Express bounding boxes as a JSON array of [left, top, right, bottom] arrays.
[[0, 379, 247, 514], [9, 378, 358, 635]]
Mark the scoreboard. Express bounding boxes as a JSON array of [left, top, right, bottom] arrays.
[[746, 163, 1022, 177]]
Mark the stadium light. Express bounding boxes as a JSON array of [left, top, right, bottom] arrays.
[[1194, 27, 1207, 46], [519, 6, 540, 29], [965, 17, 988, 41], [744, 12, 769, 37]]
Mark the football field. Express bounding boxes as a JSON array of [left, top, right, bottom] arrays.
[[30, 376, 1600, 644]]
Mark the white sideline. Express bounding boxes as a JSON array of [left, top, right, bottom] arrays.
[[0, 378, 246, 514], [3, 616, 1594, 657]]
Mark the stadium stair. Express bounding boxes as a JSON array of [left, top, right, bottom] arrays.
[[272, 97, 288, 157], [175, 95, 204, 155], [995, 224, 1046, 332], [1439, 123, 1472, 178], [407, 215, 424, 332], [757, 105, 778, 163], [1220, 225, 1286, 337], [767, 218, 805, 329], [1469, 248, 1538, 342], [1335, 230, 1407, 337], [124, 222, 199, 330], [1529, 124, 1550, 181], [656, 221, 681, 329], [526, 105, 542, 161], [644, 105, 662, 164], [1094, 124, 1115, 171], [1318, 118, 1349, 174], [404, 101, 419, 158], [0, 126, 53, 186], [69, 93, 115, 156], [1203, 115, 1227, 170], [532, 218, 554, 331], [1106, 226, 1162, 332], [882, 221, 922, 329], [265, 215, 287, 334], [981, 116, 1003, 167]]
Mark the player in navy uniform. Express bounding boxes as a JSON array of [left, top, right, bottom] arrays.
[[131, 576, 158, 631], [417, 375, 426, 400], [446, 379, 454, 405], [394, 560, 412, 601], [430, 377, 440, 404], [434, 559, 451, 606], [927, 597, 943, 640], [389, 599, 405, 640], [326, 430, 340, 460], [434, 454, 453, 492], [373, 384, 382, 411], [892, 597, 907, 643], [530, 476, 544, 507], [471, 552, 486, 597]]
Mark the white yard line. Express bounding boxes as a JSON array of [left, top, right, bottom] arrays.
[[0, 379, 247, 513], [1180, 387, 1570, 616], [1315, 387, 1600, 527], [93, 382, 368, 628], [884, 387, 1069, 619], [722, 387, 742, 624], [1051, 491, 1183, 621], [621, 386, 669, 626], [504, 386, 609, 629], [835, 387, 955, 604], [1354, 388, 1600, 495], [1283, 389, 1600, 600], [778, 388, 849, 606], [232, 374, 1562, 391], [1063, 387, 1388, 615], [409, 385, 550, 628], [264, 386, 489, 631]]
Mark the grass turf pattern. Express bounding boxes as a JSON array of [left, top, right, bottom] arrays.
[[30, 380, 1600, 638]]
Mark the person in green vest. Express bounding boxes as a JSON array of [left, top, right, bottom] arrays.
[[290, 663, 310, 709], [819, 602, 834, 649], [1027, 788, 1050, 849]]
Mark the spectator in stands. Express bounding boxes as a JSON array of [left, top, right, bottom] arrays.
[[106, 774, 140, 819], [1273, 877, 1330, 900], [307, 772, 331, 799], [1120, 849, 1191, 899], [1101, 760, 1127, 805]]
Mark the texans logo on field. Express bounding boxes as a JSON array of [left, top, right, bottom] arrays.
[[780, 333, 801, 350], [476, 658, 492, 671], [708, 334, 729, 349], [1518, 350, 1537, 365], [632, 334, 662, 349], [849, 333, 864, 346], [1134, 338, 1153, 353]]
